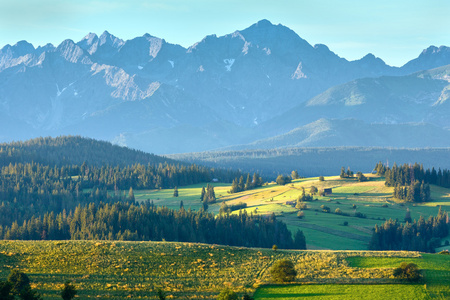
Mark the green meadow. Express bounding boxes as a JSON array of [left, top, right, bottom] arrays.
[[2, 241, 449, 299], [131, 174, 450, 250]]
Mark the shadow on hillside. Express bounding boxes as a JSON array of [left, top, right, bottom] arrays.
[[257, 292, 343, 298]]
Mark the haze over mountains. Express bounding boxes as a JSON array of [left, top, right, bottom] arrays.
[[1, 19, 450, 154]]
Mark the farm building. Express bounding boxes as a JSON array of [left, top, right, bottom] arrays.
[[324, 188, 332, 195]]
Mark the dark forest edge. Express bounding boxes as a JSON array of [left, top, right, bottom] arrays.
[[0, 201, 306, 250], [369, 208, 449, 253]]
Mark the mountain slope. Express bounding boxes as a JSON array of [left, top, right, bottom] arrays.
[[258, 64, 450, 139], [1, 20, 450, 153], [231, 118, 450, 150]]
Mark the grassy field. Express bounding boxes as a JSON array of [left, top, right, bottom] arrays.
[[131, 174, 450, 250], [2, 241, 448, 299], [254, 284, 430, 300], [254, 253, 450, 300]]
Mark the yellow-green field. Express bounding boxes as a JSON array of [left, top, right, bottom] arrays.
[[1, 241, 449, 299], [131, 174, 450, 250]]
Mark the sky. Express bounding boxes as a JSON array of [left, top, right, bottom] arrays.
[[0, 0, 448, 67]]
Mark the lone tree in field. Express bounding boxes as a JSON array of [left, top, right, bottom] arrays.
[[291, 170, 299, 180], [276, 175, 291, 186], [310, 186, 318, 196], [7, 270, 41, 300], [217, 288, 238, 300], [173, 186, 179, 197], [61, 281, 77, 300], [270, 259, 297, 283], [7, 270, 30, 295], [393, 262, 421, 282]]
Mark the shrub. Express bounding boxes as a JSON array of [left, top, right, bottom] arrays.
[[438, 250, 449, 255], [320, 205, 330, 213], [335, 208, 342, 215], [7, 270, 30, 295], [354, 212, 366, 218], [393, 262, 421, 282], [61, 281, 77, 300], [217, 289, 238, 300], [319, 176, 324, 181], [297, 211, 305, 219], [157, 288, 166, 300], [243, 293, 254, 300], [270, 259, 297, 283], [343, 221, 348, 226], [272, 244, 278, 251]]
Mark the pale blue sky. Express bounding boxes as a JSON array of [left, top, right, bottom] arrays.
[[0, 0, 448, 66]]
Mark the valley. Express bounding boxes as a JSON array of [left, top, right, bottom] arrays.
[[132, 173, 450, 251]]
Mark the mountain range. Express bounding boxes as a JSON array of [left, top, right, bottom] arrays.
[[1, 19, 450, 153]]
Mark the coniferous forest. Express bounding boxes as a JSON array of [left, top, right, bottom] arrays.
[[374, 162, 450, 202], [0, 136, 307, 250], [369, 208, 449, 252], [0, 201, 306, 249]]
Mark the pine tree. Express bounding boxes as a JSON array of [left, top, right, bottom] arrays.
[[128, 187, 135, 201], [173, 186, 178, 197]]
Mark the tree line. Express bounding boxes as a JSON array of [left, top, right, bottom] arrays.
[[376, 162, 450, 188], [0, 161, 241, 227], [375, 162, 440, 202], [369, 208, 449, 252], [228, 173, 263, 193], [0, 201, 306, 250]]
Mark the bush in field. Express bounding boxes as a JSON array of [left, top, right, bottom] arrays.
[[393, 262, 421, 282], [157, 288, 166, 300], [217, 289, 238, 300], [320, 205, 330, 213], [270, 259, 297, 283], [61, 281, 77, 300], [8, 270, 30, 295], [276, 175, 291, 186], [243, 293, 254, 300], [7, 270, 42, 300]]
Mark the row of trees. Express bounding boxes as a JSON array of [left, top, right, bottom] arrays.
[[228, 173, 263, 193], [393, 181, 431, 202], [375, 162, 450, 188], [340, 167, 354, 178], [0, 201, 306, 249], [0, 161, 241, 226], [369, 208, 449, 252]]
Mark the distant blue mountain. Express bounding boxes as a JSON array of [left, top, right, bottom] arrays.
[[1, 20, 450, 153]]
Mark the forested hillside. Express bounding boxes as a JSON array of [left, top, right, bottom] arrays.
[[0, 136, 242, 226], [0, 136, 176, 166]]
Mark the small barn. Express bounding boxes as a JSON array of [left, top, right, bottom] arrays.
[[324, 188, 332, 195]]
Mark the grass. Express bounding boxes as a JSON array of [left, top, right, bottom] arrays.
[[121, 174, 450, 250], [0, 241, 426, 299], [346, 254, 450, 299], [254, 284, 430, 300], [255, 253, 450, 299]]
